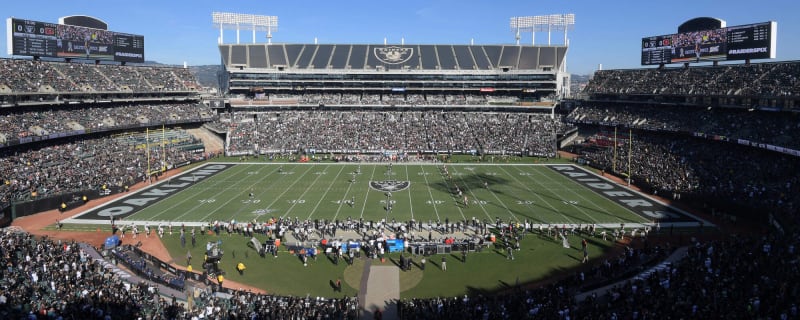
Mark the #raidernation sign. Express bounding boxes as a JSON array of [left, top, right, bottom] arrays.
[[374, 46, 414, 64]]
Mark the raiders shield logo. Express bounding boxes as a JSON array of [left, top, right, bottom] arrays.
[[374, 46, 414, 64], [369, 180, 411, 192]]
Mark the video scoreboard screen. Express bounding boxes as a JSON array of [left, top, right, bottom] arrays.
[[641, 21, 776, 65], [641, 34, 672, 65], [6, 17, 145, 63], [726, 22, 774, 61]]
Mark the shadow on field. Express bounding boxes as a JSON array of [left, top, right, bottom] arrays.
[[429, 172, 512, 196]]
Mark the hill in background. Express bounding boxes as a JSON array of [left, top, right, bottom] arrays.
[[139, 61, 221, 89], [189, 65, 222, 89]]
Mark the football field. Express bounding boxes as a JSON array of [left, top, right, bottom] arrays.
[[69, 162, 678, 227]]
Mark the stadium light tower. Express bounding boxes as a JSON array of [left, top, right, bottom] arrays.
[[212, 12, 278, 45], [510, 14, 575, 46]]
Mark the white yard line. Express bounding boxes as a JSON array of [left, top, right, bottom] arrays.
[[482, 175, 520, 223], [451, 166, 493, 221], [404, 165, 416, 221], [306, 165, 346, 220], [197, 165, 287, 222], [149, 164, 251, 221], [497, 166, 576, 224], [418, 165, 443, 222], [331, 166, 359, 222], [358, 165, 379, 220], [531, 168, 611, 223], [280, 165, 331, 219]]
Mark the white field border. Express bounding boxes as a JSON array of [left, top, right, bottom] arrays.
[[64, 162, 713, 228]]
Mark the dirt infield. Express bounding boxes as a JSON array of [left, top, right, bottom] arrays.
[[10, 167, 267, 294]]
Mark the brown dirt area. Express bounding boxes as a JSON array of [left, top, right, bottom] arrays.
[[10, 167, 266, 294]]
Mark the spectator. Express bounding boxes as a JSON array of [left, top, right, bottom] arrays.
[[213, 110, 570, 158]]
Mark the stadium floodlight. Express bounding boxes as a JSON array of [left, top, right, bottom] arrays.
[[510, 14, 575, 46], [212, 12, 278, 44]]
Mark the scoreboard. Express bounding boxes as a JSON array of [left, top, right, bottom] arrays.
[[641, 21, 776, 65], [726, 22, 774, 61], [641, 34, 672, 65], [8, 19, 58, 57], [6, 17, 145, 63]]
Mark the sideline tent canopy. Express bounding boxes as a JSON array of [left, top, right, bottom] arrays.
[[104, 235, 121, 249]]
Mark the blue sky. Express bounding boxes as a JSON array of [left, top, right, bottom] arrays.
[[2, 0, 797, 75]]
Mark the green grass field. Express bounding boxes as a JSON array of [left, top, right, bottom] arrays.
[[66, 161, 656, 298], [157, 227, 617, 298], [124, 162, 649, 226]]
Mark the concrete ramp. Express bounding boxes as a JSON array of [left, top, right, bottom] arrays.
[[362, 265, 399, 320]]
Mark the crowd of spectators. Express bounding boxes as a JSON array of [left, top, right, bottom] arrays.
[[57, 25, 114, 44], [574, 59, 800, 226], [198, 214, 507, 250], [584, 61, 800, 98], [4, 51, 799, 319], [188, 288, 359, 319], [571, 233, 799, 319], [3, 203, 796, 319], [48, 62, 114, 92], [130, 214, 668, 319], [115, 128, 202, 151], [0, 59, 66, 93], [566, 103, 800, 150], [672, 29, 726, 49], [396, 223, 665, 320], [0, 102, 212, 143], [0, 229, 186, 319], [0, 131, 205, 208], [232, 93, 531, 106], [0, 58, 201, 93], [399, 230, 799, 319], [216, 110, 569, 156], [0, 228, 359, 319], [94, 64, 150, 92], [569, 132, 799, 220]]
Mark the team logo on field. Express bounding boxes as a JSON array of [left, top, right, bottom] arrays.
[[374, 46, 414, 64], [369, 180, 411, 192]]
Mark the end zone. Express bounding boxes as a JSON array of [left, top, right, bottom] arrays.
[[548, 164, 713, 228], [66, 164, 234, 224]]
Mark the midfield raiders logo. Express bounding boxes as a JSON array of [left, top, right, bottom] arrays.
[[374, 46, 414, 64], [369, 180, 411, 192]]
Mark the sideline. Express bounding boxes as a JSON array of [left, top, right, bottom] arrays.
[[10, 164, 267, 294]]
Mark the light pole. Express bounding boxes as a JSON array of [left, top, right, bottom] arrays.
[[510, 14, 575, 46], [213, 12, 279, 45]]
